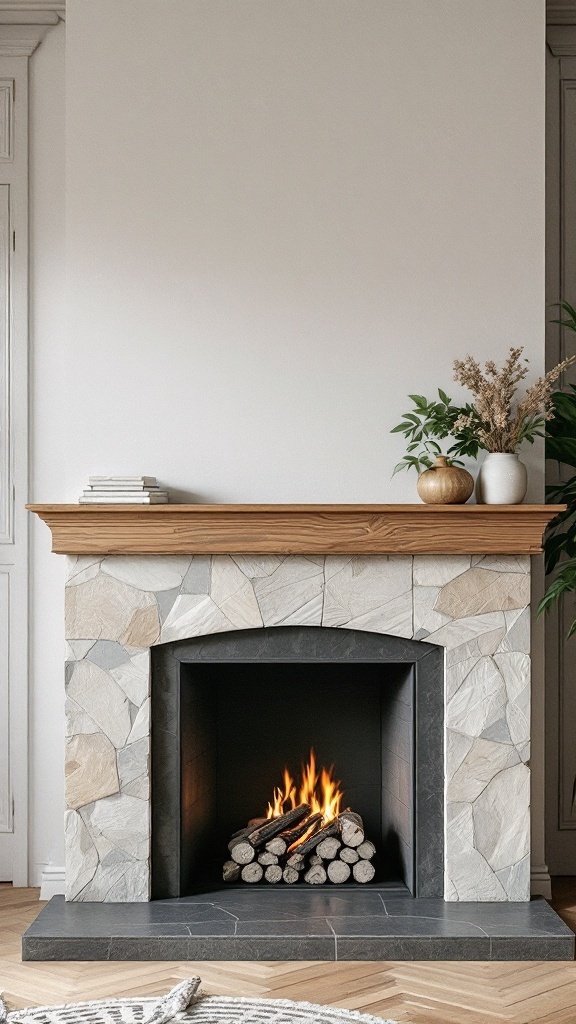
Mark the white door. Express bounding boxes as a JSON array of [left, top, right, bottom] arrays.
[[0, 61, 29, 884]]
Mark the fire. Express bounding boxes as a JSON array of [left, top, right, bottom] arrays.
[[265, 749, 343, 824]]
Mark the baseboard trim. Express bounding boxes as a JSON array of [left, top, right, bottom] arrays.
[[39, 866, 65, 900], [531, 864, 552, 899]]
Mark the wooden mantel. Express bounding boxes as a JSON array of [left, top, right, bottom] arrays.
[[26, 503, 564, 556]]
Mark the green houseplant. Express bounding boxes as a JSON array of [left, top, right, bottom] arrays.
[[539, 302, 576, 632]]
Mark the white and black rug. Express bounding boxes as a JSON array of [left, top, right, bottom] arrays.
[[0, 980, 399, 1024]]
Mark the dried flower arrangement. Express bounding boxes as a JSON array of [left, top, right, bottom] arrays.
[[452, 347, 576, 454]]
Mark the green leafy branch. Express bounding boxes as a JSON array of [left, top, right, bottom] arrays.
[[391, 390, 481, 475], [538, 301, 576, 631]]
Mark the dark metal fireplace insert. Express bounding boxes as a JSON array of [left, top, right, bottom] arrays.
[[150, 626, 444, 899]]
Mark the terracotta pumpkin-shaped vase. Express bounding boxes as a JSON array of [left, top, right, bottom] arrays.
[[416, 455, 474, 505]]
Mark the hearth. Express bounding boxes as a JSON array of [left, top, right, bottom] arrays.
[[150, 627, 444, 900]]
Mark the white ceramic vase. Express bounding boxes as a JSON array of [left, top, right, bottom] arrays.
[[475, 452, 528, 505]]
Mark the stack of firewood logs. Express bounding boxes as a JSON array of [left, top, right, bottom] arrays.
[[223, 803, 376, 885]]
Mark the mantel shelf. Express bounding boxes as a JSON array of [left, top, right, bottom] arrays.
[[26, 503, 564, 556]]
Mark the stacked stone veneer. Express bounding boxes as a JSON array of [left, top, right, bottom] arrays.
[[64, 552, 531, 903]]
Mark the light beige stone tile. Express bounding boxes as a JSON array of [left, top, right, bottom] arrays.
[[447, 738, 520, 802], [83, 793, 149, 861], [336, 596, 413, 637], [66, 556, 102, 586], [476, 626, 508, 657], [322, 556, 412, 633], [435, 568, 530, 618], [101, 556, 191, 592], [67, 640, 96, 660], [254, 557, 324, 627], [127, 698, 149, 744], [413, 555, 470, 587], [498, 608, 530, 655], [276, 593, 323, 626], [324, 556, 353, 581], [117, 737, 149, 791], [446, 729, 473, 779], [413, 586, 451, 634], [231, 555, 285, 578], [472, 763, 530, 876], [446, 656, 478, 702], [473, 555, 530, 574], [447, 656, 506, 737], [110, 652, 149, 707], [159, 594, 234, 643], [446, 802, 507, 901], [65, 733, 119, 810], [66, 574, 157, 642], [67, 660, 132, 749], [427, 612, 506, 652], [65, 697, 99, 738], [120, 603, 160, 647], [73, 858, 146, 903], [494, 652, 530, 702], [210, 555, 263, 628], [65, 809, 99, 900], [104, 861, 149, 901], [496, 855, 530, 900], [122, 774, 149, 800]]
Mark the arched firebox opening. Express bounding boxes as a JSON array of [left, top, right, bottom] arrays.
[[151, 625, 443, 900]]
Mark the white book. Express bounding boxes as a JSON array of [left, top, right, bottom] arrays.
[[82, 490, 166, 499], [79, 493, 168, 504], [85, 484, 162, 492], [88, 476, 157, 485]]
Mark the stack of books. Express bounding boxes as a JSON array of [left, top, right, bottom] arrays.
[[78, 476, 169, 504]]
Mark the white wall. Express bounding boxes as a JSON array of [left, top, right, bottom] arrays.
[[29, 0, 545, 877], [29, 19, 66, 883]]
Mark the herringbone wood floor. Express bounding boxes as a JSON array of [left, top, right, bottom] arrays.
[[1, 884, 576, 1024]]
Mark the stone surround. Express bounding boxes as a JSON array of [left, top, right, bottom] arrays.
[[64, 552, 531, 903]]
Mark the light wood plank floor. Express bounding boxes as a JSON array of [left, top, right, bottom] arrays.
[[1, 883, 576, 1023]]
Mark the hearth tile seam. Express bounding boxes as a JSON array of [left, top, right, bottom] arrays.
[[327, 918, 338, 961], [379, 911, 489, 937], [209, 902, 240, 931]]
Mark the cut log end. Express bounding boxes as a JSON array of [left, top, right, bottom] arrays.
[[241, 862, 264, 884], [304, 864, 327, 885], [283, 865, 300, 884], [327, 859, 351, 884], [357, 840, 376, 860], [316, 836, 341, 860], [223, 860, 241, 883], [230, 840, 256, 865], [265, 864, 283, 884], [340, 846, 359, 864], [352, 859, 376, 884]]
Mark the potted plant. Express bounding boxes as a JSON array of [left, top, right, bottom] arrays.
[[539, 303, 576, 630], [452, 348, 575, 504], [391, 390, 479, 504]]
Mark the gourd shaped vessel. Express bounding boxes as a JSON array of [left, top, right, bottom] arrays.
[[416, 455, 474, 505]]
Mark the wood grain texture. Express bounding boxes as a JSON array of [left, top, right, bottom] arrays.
[[2, 882, 576, 1023], [26, 504, 564, 556]]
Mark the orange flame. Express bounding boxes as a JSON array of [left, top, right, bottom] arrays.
[[265, 749, 343, 824]]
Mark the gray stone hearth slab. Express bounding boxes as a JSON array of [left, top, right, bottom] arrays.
[[22, 892, 574, 961]]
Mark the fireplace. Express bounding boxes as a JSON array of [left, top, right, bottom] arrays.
[[150, 627, 444, 899], [55, 549, 535, 905], [23, 504, 576, 960]]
